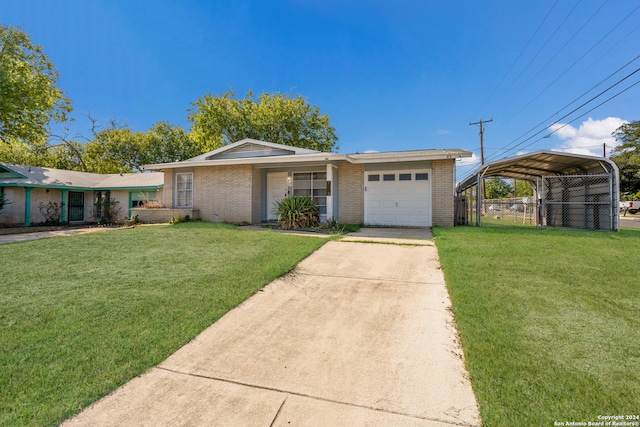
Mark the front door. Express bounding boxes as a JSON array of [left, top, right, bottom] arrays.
[[68, 191, 84, 221], [266, 172, 288, 221]]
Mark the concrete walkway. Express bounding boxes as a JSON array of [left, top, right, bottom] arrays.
[[0, 227, 112, 244], [62, 231, 480, 426]]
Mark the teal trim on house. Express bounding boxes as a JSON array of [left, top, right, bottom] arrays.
[[61, 190, 68, 223], [24, 187, 32, 226], [128, 192, 133, 217]]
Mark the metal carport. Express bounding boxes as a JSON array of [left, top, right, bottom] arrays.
[[456, 151, 620, 231]]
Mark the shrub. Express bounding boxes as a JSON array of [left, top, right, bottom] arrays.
[[92, 197, 121, 225], [37, 201, 63, 225], [275, 196, 320, 230], [0, 192, 9, 215]]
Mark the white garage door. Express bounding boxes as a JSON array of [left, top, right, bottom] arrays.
[[364, 170, 432, 226]]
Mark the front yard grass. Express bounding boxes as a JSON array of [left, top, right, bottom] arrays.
[[433, 225, 640, 426], [0, 222, 328, 427]]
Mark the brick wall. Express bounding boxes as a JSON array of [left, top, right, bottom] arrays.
[[431, 159, 455, 227], [162, 170, 173, 207], [251, 168, 262, 224], [337, 161, 364, 224], [193, 165, 253, 223]]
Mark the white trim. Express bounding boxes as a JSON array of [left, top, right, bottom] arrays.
[[175, 172, 193, 208], [143, 148, 473, 171]]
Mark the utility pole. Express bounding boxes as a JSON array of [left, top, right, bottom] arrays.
[[469, 118, 493, 165], [469, 119, 493, 215]]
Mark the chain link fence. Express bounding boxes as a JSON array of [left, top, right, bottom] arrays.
[[542, 174, 614, 231]]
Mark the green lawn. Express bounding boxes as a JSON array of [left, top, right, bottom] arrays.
[[0, 222, 327, 427], [433, 225, 640, 426]]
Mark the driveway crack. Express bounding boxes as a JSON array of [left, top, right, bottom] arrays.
[[156, 367, 478, 427]]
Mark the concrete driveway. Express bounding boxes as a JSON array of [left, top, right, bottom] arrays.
[[63, 234, 480, 426]]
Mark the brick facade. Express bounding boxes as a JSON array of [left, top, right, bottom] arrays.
[[431, 159, 455, 227], [337, 161, 364, 224], [193, 165, 254, 223]]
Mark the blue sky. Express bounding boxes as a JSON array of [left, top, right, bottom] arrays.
[[2, 0, 639, 178]]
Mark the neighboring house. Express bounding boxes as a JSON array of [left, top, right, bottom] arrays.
[[142, 139, 472, 227], [0, 163, 164, 226]]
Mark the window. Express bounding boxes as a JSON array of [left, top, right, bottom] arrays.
[[176, 173, 193, 207], [131, 191, 157, 208], [368, 174, 380, 181], [399, 173, 412, 181], [293, 172, 327, 215], [416, 173, 429, 180], [383, 174, 395, 181]]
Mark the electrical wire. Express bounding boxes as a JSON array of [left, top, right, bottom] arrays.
[[472, 0, 559, 119], [484, 54, 640, 163], [505, 2, 640, 124], [484, 0, 584, 117], [484, 64, 640, 162], [515, 78, 640, 153]]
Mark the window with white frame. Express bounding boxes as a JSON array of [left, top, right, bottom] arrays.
[[176, 173, 193, 207], [293, 172, 327, 215]]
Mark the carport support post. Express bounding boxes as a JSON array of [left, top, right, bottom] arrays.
[[24, 187, 32, 226], [476, 175, 482, 227], [476, 165, 490, 227]]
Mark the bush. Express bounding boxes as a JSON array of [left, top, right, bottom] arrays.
[[275, 196, 319, 230], [37, 201, 63, 225], [0, 192, 9, 214]]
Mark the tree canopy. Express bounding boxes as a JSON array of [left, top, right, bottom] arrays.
[[485, 178, 512, 199], [610, 120, 640, 197], [0, 25, 72, 144], [0, 25, 340, 172], [188, 90, 338, 152]]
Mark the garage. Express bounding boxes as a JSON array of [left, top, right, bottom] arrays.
[[364, 169, 432, 226]]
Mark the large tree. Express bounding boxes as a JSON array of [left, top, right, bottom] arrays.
[[83, 127, 146, 174], [610, 121, 640, 196], [485, 178, 513, 199], [188, 90, 338, 152], [141, 121, 203, 165], [0, 25, 72, 144]]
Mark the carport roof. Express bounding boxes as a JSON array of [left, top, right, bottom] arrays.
[[457, 150, 619, 192]]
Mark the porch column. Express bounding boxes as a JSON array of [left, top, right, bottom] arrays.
[[325, 164, 334, 220], [24, 187, 32, 226], [60, 189, 68, 223]]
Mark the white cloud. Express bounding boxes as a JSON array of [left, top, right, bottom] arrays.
[[549, 117, 627, 157], [456, 153, 480, 167], [363, 150, 379, 154], [436, 129, 450, 135]]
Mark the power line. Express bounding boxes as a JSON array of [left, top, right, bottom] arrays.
[[505, 2, 640, 124], [500, 0, 609, 116], [484, 64, 640, 162], [473, 0, 559, 119], [484, 0, 584, 116], [515, 78, 640, 154]]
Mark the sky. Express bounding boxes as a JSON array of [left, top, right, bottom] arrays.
[[2, 0, 640, 180]]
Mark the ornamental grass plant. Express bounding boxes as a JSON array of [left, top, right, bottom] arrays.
[[275, 195, 320, 230]]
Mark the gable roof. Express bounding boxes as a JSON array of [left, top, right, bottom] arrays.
[[0, 163, 164, 191], [189, 138, 320, 161], [143, 139, 472, 170]]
